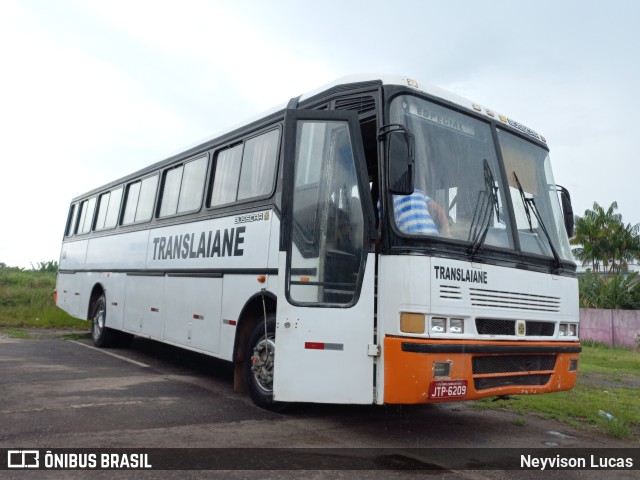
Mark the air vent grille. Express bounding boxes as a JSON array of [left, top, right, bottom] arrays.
[[470, 288, 560, 312], [439, 285, 462, 300], [334, 96, 376, 115]]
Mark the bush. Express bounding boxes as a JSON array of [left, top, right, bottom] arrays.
[[579, 270, 640, 309], [31, 260, 59, 273], [0, 263, 88, 329]]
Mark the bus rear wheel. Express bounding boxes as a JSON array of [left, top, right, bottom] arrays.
[[91, 294, 118, 348], [244, 315, 287, 411]]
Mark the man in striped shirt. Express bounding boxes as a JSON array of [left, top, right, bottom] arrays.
[[392, 189, 450, 237]]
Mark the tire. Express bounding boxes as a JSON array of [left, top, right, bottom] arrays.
[[91, 294, 118, 348], [244, 315, 287, 411]]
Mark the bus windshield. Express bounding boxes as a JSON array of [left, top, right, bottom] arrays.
[[388, 95, 572, 262]]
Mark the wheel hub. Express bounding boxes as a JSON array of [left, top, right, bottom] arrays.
[[250, 338, 275, 392]]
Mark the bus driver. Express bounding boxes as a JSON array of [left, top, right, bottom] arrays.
[[392, 189, 450, 237]]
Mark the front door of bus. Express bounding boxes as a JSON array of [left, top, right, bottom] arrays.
[[274, 109, 376, 404]]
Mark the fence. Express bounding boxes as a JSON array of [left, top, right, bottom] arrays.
[[579, 308, 640, 349]]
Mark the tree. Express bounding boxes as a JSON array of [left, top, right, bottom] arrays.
[[30, 260, 59, 273], [571, 201, 640, 274]]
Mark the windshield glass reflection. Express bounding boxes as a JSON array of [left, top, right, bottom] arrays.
[[388, 95, 572, 262]]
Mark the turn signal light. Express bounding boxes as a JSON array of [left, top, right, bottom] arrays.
[[400, 313, 425, 334]]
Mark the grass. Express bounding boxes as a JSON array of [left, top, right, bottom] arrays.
[[1, 328, 33, 339], [475, 343, 640, 441], [59, 332, 92, 340], [0, 268, 89, 330], [579, 339, 640, 375]]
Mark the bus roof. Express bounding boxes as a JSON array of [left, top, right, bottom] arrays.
[[72, 74, 545, 202], [299, 74, 545, 142], [205, 74, 545, 150]]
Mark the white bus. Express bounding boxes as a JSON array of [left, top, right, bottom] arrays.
[[56, 75, 580, 410]]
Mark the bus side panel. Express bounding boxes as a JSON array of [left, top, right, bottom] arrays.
[[57, 238, 89, 319], [85, 231, 149, 271], [103, 272, 126, 330], [267, 213, 280, 270], [123, 275, 165, 340], [163, 276, 223, 353], [144, 212, 272, 272], [79, 272, 102, 318], [218, 214, 278, 361], [59, 239, 89, 271], [218, 275, 278, 361], [56, 272, 82, 319]]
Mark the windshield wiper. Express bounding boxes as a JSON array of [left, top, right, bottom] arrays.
[[513, 171, 562, 269], [468, 159, 500, 256], [513, 172, 533, 232]]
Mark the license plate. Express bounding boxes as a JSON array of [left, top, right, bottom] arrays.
[[429, 380, 468, 399]]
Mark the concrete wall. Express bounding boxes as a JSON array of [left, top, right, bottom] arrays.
[[579, 308, 640, 349]]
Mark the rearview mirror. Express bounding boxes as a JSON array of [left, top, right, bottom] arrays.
[[557, 186, 574, 238], [386, 129, 414, 195]]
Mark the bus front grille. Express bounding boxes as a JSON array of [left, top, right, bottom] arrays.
[[475, 319, 555, 336], [472, 354, 556, 391], [474, 374, 551, 391], [472, 355, 557, 374]]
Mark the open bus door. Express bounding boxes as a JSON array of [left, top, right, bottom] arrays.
[[273, 109, 377, 404]]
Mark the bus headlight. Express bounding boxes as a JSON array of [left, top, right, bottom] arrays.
[[449, 318, 464, 334], [431, 317, 446, 333], [559, 323, 578, 337]]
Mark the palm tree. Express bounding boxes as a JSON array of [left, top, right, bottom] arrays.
[[571, 201, 640, 274]]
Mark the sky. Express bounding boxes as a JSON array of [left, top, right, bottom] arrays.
[[1, 0, 639, 268]]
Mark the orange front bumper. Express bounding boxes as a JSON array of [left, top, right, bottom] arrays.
[[383, 336, 580, 404]]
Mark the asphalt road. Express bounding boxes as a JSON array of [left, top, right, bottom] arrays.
[[0, 333, 636, 479]]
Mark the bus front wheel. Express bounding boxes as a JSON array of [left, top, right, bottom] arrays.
[[244, 315, 287, 411]]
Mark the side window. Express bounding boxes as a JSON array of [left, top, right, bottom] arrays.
[[209, 128, 280, 207], [77, 197, 97, 234], [122, 174, 159, 225], [210, 145, 242, 206], [95, 192, 111, 231], [96, 187, 124, 230], [159, 166, 183, 217], [135, 175, 158, 222], [178, 155, 207, 213], [160, 155, 208, 217], [65, 204, 78, 237], [122, 182, 141, 225], [237, 129, 279, 200], [104, 187, 123, 229]]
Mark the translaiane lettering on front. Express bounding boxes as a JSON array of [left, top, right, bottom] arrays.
[[433, 265, 488, 284]]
